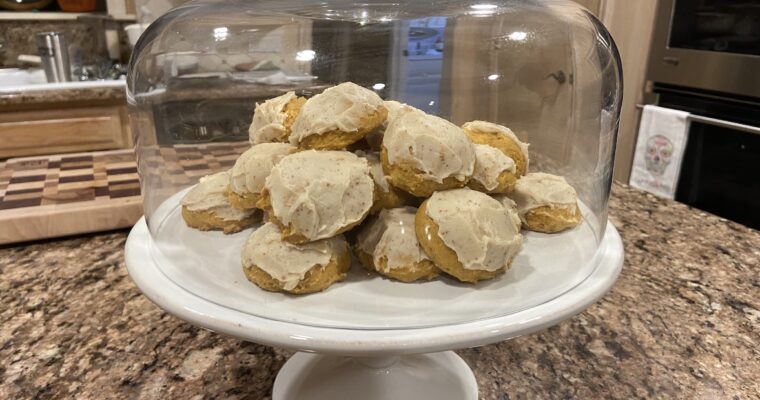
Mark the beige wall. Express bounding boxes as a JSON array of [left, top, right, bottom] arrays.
[[597, 0, 658, 183], [572, 0, 603, 15], [573, 0, 659, 183]]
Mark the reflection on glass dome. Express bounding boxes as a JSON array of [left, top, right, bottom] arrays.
[[128, 0, 621, 328]]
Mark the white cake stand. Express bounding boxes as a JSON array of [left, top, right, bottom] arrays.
[[125, 195, 623, 400]]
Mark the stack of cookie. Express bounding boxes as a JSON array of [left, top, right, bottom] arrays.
[[180, 82, 582, 294]]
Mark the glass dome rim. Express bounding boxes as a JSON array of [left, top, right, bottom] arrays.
[[133, 0, 599, 29]]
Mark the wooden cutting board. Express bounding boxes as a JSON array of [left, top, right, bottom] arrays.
[[0, 142, 248, 245]]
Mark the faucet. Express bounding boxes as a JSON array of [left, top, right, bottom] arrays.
[[36, 32, 72, 82], [2, 37, 45, 69]]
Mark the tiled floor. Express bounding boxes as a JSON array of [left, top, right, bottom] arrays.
[[0, 141, 249, 244]]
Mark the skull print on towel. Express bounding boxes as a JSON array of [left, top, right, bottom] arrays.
[[644, 134, 673, 176]]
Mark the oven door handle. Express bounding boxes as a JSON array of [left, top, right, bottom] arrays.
[[636, 104, 760, 136]]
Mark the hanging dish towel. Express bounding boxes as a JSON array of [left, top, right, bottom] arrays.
[[629, 105, 690, 199]]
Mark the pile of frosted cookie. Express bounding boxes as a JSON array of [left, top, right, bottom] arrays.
[[180, 82, 582, 294]]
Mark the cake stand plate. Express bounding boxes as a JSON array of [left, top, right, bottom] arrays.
[[125, 216, 623, 400]]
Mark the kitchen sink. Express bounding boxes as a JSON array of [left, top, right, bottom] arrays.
[[0, 68, 125, 93]]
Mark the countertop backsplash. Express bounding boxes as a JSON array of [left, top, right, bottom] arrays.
[[0, 20, 131, 69]]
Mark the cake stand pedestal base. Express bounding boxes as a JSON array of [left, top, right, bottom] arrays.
[[272, 351, 478, 400]]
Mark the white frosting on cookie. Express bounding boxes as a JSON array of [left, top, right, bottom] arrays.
[[462, 120, 530, 166], [355, 150, 390, 191], [181, 171, 254, 221], [357, 207, 430, 272], [383, 100, 415, 124], [242, 222, 347, 290], [511, 172, 578, 221], [290, 82, 384, 144], [265, 150, 374, 241], [249, 92, 298, 144], [471, 144, 516, 191], [493, 194, 523, 232], [425, 188, 522, 272], [383, 111, 475, 183], [229, 143, 294, 196], [365, 101, 416, 150]]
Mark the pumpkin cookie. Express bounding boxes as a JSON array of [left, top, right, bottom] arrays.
[[258, 150, 374, 244], [493, 194, 523, 233], [382, 110, 475, 197], [468, 143, 517, 194], [511, 172, 582, 233], [290, 82, 387, 150], [362, 100, 417, 151], [415, 188, 522, 283], [249, 91, 306, 144], [355, 207, 438, 282], [241, 222, 351, 294], [181, 171, 258, 234], [228, 143, 294, 210], [462, 121, 530, 177], [356, 150, 411, 214]]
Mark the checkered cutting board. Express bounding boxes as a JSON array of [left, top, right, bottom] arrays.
[[0, 152, 140, 211], [0, 141, 249, 244]]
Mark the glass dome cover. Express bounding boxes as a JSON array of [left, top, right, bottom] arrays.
[[128, 0, 622, 329]]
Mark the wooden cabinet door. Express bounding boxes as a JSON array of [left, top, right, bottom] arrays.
[[0, 105, 132, 158]]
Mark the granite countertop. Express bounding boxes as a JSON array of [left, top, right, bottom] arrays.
[[1, 183, 758, 399], [0, 80, 328, 107], [0, 86, 126, 107]]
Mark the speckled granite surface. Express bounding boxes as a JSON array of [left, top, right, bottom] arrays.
[[0, 86, 125, 107], [0, 81, 327, 107], [0, 20, 132, 69], [1, 184, 758, 399]]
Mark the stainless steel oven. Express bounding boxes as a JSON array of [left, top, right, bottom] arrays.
[[642, 1, 760, 230], [644, 87, 760, 230], [648, 0, 760, 98]]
